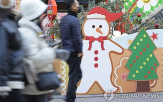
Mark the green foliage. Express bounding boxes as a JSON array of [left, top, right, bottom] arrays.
[[46, 16, 62, 48], [47, 17, 61, 38], [47, 0, 158, 44]]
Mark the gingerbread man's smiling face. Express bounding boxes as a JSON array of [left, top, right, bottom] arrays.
[[82, 18, 110, 38]]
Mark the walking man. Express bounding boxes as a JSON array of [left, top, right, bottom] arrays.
[[60, 0, 83, 102]]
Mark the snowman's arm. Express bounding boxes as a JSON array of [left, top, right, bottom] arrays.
[[108, 40, 124, 54]]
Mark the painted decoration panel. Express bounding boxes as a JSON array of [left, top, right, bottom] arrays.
[[124, 0, 163, 21]]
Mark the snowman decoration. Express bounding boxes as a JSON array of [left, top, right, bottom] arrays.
[[77, 7, 124, 94]]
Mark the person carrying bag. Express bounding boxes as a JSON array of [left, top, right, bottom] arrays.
[[18, 0, 69, 102]]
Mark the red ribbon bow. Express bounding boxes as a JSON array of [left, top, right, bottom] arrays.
[[85, 36, 107, 50]]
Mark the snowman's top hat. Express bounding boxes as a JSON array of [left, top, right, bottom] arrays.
[[87, 7, 124, 23]]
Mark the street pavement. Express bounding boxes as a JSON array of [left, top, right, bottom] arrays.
[[50, 92, 163, 102]]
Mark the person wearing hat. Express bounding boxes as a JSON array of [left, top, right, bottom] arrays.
[[60, 0, 83, 102], [18, 0, 70, 102], [0, 0, 25, 102]]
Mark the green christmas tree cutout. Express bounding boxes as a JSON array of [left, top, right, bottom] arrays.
[[126, 29, 159, 81]]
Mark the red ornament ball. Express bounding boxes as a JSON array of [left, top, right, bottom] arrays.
[[136, 56, 139, 59], [147, 45, 149, 47], [133, 60, 136, 63], [145, 75, 147, 78], [140, 52, 142, 55], [148, 71, 150, 74], [151, 67, 154, 70], [154, 63, 157, 66], [130, 64, 132, 67], [143, 48, 146, 51], [137, 13, 141, 17], [155, 24, 159, 28]]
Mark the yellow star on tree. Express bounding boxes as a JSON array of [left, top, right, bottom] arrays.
[[128, 39, 132, 45], [143, 34, 146, 37]]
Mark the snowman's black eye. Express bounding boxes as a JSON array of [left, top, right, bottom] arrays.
[[99, 25, 102, 28], [92, 25, 95, 28]]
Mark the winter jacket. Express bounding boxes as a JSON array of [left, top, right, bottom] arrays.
[[60, 11, 83, 53], [0, 17, 24, 92], [18, 18, 55, 95]]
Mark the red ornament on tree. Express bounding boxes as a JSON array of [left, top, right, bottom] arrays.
[[137, 13, 141, 17], [155, 24, 159, 28]]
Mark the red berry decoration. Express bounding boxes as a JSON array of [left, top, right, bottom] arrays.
[[154, 63, 157, 66], [136, 56, 139, 59], [140, 52, 142, 55], [155, 24, 159, 28], [137, 13, 141, 17]]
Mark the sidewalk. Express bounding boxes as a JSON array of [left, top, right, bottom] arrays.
[[50, 92, 163, 102]]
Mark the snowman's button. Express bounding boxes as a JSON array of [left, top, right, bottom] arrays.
[[94, 57, 98, 61], [94, 63, 98, 68], [94, 50, 98, 55]]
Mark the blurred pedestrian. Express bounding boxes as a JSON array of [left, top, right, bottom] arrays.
[[18, 0, 69, 102], [18, 0, 56, 102], [60, 0, 83, 102], [0, 0, 25, 102]]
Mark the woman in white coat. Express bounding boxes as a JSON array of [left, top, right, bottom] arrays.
[[18, 0, 65, 102]]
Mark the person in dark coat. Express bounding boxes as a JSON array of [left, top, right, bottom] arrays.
[[0, 0, 25, 102], [60, 0, 83, 102]]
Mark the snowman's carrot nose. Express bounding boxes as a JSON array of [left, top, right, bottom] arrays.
[[96, 28, 103, 35]]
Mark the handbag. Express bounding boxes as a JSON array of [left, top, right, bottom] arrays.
[[24, 53, 60, 91], [36, 72, 60, 91]]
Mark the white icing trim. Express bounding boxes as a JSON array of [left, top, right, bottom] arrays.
[[0, 86, 11, 92], [87, 13, 105, 19], [150, 80, 156, 86], [114, 57, 129, 93], [61, 60, 66, 95], [7, 81, 24, 89]]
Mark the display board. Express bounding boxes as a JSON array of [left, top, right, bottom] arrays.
[[60, 7, 163, 95]]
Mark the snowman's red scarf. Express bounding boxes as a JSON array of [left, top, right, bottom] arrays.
[[85, 36, 107, 50]]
